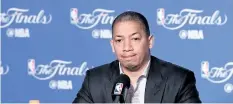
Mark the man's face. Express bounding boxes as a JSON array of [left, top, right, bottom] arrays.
[[111, 21, 154, 71]]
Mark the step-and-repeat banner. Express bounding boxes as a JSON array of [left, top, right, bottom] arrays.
[[1, 0, 233, 103]]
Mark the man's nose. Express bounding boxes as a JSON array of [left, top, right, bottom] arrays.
[[123, 39, 133, 52]]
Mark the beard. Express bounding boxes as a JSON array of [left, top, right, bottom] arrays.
[[122, 62, 139, 72]]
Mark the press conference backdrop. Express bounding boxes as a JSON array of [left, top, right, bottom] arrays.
[[1, 0, 233, 103]]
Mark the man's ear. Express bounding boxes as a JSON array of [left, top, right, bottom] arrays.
[[110, 39, 115, 53], [148, 35, 154, 49]]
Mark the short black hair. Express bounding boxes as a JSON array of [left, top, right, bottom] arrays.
[[112, 11, 150, 36]]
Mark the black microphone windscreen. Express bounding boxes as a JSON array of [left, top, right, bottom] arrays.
[[111, 74, 130, 102]]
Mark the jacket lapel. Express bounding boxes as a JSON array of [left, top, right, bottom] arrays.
[[104, 60, 120, 103], [145, 56, 167, 103]]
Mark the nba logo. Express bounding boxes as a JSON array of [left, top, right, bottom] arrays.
[[201, 61, 209, 78], [114, 83, 123, 95], [28, 59, 36, 75], [70, 8, 78, 24], [6, 28, 14, 37], [157, 8, 165, 25]]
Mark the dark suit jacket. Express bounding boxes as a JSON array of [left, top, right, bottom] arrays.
[[73, 56, 201, 103]]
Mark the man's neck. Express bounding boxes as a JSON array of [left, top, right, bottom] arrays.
[[121, 56, 151, 86]]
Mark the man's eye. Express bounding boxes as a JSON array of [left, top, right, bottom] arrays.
[[133, 38, 140, 40], [115, 39, 122, 42]]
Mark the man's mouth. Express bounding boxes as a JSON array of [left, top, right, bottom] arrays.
[[122, 54, 136, 59]]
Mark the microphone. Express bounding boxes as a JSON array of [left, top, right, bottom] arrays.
[[111, 74, 130, 103]]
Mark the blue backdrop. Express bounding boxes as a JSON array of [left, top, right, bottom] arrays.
[[1, 0, 233, 103]]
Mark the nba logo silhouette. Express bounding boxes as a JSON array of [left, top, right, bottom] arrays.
[[114, 83, 123, 95], [157, 8, 165, 25], [201, 61, 209, 78], [28, 59, 36, 75], [70, 8, 78, 24]]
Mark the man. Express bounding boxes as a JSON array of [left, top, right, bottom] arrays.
[[73, 11, 201, 103]]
